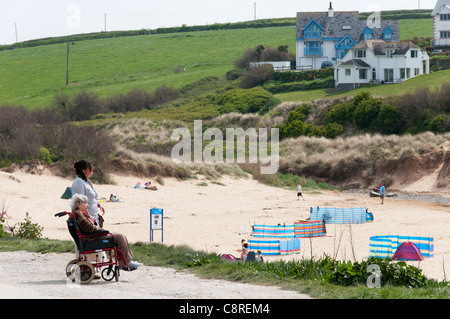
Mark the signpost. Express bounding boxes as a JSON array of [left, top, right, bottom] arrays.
[[150, 208, 163, 242]]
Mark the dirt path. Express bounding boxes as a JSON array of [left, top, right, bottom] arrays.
[[0, 251, 311, 299]]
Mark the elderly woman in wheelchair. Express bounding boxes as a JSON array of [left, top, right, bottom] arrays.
[[56, 194, 142, 284]]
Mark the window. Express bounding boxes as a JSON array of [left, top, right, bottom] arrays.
[[385, 50, 394, 58], [411, 50, 418, 58], [441, 31, 450, 38], [383, 27, 393, 41], [414, 68, 420, 76], [359, 69, 367, 79], [400, 68, 406, 79], [345, 69, 351, 76], [362, 27, 373, 40], [384, 69, 394, 83], [372, 68, 376, 80], [440, 14, 450, 21], [354, 50, 366, 58]]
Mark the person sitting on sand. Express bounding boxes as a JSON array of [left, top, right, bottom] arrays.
[[256, 250, 264, 262], [70, 194, 142, 271], [240, 243, 248, 261]]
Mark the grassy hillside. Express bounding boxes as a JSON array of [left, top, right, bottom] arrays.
[[0, 12, 435, 109], [276, 69, 450, 103], [0, 27, 295, 108]]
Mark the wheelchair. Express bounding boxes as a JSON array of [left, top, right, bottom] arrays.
[[55, 211, 130, 284]]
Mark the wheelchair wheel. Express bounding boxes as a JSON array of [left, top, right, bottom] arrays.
[[71, 261, 95, 284], [65, 259, 79, 279], [101, 266, 116, 281]]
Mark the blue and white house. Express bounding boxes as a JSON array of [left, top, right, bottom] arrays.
[[432, 0, 450, 51], [295, 3, 399, 70]]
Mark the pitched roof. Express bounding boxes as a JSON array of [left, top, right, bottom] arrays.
[[340, 59, 371, 68], [296, 11, 399, 42], [432, 0, 450, 16], [352, 39, 420, 56]]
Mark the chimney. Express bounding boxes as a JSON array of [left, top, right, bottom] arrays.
[[328, 2, 334, 17]]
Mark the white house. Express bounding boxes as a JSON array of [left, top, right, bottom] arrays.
[[432, 0, 450, 51], [295, 3, 399, 70], [334, 40, 430, 90]]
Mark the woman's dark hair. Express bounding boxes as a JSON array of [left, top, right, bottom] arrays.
[[74, 159, 93, 181]]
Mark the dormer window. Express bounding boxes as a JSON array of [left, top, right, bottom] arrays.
[[385, 50, 394, 58], [304, 19, 323, 39], [411, 50, 418, 58], [382, 27, 393, 41], [362, 27, 373, 40]]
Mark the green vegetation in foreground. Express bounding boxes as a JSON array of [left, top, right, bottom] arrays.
[[275, 69, 450, 103], [1, 236, 448, 299]]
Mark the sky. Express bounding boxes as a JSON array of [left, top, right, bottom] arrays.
[[0, 0, 439, 45]]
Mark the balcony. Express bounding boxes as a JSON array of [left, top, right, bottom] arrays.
[[304, 47, 323, 56], [304, 31, 323, 39]]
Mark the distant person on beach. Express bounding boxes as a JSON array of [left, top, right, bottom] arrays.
[[70, 194, 142, 271], [297, 183, 305, 201], [379, 184, 386, 204], [240, 243, 248, 261], [256, 250, 264, 262], [72, 159, 105, 227]]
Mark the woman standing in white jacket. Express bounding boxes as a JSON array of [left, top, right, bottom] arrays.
[[71, 159, 105, 227]]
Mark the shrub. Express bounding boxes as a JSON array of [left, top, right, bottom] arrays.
[[326, 102, 355, 125], [217, 87, 276, 114], [239, 64, 275, 89], [16, 212, 43, 240], [377, 104, 401, 134], [352, 91, 382, 129], [427, 114, 450, 133], [266, 77, 334, 94], [54, 90, 104, 121]]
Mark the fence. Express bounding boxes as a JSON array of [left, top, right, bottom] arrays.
[[294, 221, 327, 238], [248, 239, 301, 256], [252, 221, 327, 239], [310, 207, 370, 224]]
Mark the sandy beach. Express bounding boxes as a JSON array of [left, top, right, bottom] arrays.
[[1, 166, 449, 284]]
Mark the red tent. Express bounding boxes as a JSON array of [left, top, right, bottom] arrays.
[[392, 242, 424, 261]]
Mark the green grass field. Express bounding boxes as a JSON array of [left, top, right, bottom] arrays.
[[0, 16, 436, 109], [0, 27, 295, 108]]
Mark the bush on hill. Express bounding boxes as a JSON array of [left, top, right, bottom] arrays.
[[216, 87, 279, 115], [279, 83, 450, 140], [0, 104, 114, 183]]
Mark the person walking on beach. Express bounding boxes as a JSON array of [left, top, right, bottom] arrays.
[[297, 183, 305, 201], [379, 184, 386, 204]]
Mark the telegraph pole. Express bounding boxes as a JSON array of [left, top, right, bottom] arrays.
[[66, 39, 70, 86]]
